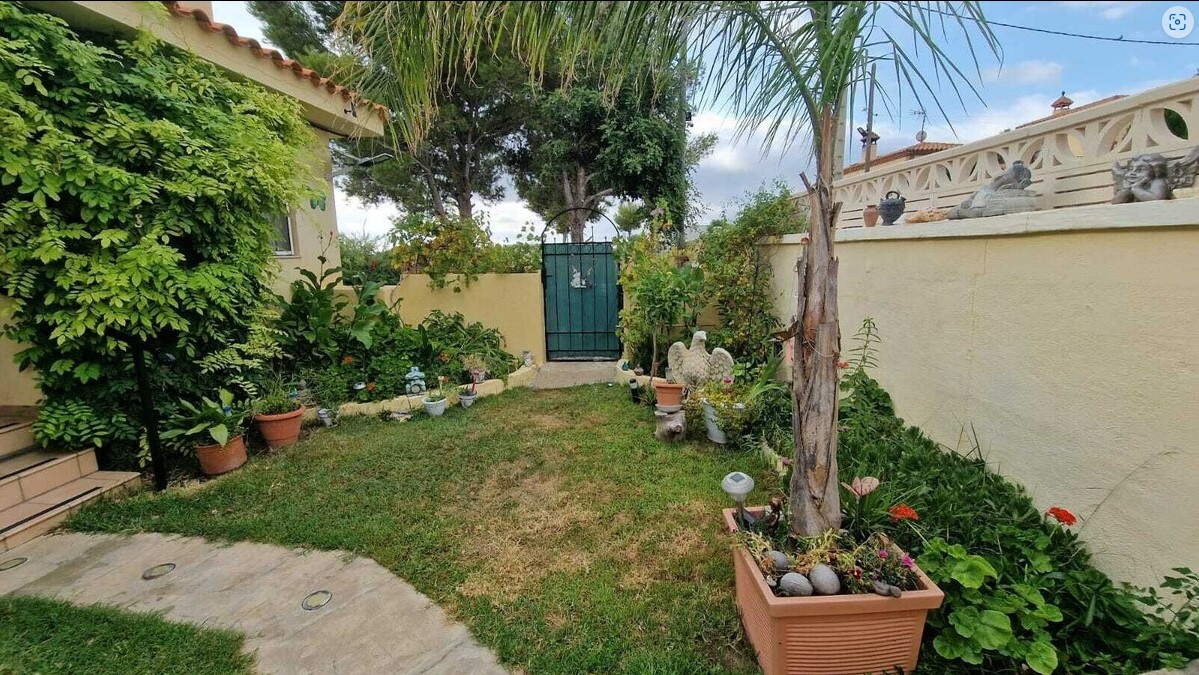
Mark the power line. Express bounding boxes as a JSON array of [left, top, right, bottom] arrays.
[[926, 7, 1199, 46]]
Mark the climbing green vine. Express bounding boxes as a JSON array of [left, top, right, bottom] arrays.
[[0, 3, 312, 463]]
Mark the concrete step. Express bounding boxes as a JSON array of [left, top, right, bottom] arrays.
[[0, 449, 99, 512], [0, 470, 140, 551], [0, 421, 35, 460]]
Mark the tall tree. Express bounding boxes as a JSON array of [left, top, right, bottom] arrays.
[[249, 1, 530, 220], [340, 1, 998, 536]]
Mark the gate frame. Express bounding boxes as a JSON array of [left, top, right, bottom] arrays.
[[540, 207, 623, 362]]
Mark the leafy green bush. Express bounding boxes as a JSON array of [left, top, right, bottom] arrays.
[[388, 214, 540, 290], [0, 4, 311, 463], [339, 232, 401, 285], [698, 181, 804, 364]]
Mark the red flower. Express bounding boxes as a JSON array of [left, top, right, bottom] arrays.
[[1045, 506, 1077, 526], [342, 356, 354, 365], [889, 504, 919, 522], [837, 361, 850, 369]]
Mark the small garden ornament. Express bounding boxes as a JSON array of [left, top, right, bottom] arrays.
[[654, 408, 686, 441], [1111, 147, 1199, 203], [405, 366, 427, 395], [667, 331, 735, 390]]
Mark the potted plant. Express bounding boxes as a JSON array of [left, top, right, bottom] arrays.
[[458, 383, 477, 408], [253, 380, 304, 449], [423, 377, 448, 417], [722, 477, 944, 675], [162, 389, 250, 476]]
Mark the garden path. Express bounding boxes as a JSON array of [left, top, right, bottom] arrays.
[[0, 531, 507, 674]]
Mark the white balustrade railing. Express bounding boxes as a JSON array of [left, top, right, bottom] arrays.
[[832, 77, 1199, 227]]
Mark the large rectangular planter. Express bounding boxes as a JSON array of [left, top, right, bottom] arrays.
[[723, 508, 944, 675]]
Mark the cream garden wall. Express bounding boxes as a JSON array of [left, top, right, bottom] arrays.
[[762, 199, 1199, 587]]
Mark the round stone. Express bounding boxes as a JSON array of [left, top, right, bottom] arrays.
[[808, 564, 841, 595], [767, 550, 790, 573], [778, 572, 812, 597]]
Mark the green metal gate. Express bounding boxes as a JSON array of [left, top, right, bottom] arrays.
[[542, 242, 621, 360]]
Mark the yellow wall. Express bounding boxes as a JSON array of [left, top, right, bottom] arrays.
[[0, 298, 40, 406], [763, 200, 1199, 587], [386, 274, 547, 365]]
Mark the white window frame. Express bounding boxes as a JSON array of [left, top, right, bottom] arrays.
[[272, 213, 296, 257]]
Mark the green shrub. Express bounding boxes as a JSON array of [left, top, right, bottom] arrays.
[[0, 3, 311, 464]]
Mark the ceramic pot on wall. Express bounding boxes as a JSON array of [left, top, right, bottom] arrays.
[[878, 190, 906, 226], [863, 204, 880, 227]]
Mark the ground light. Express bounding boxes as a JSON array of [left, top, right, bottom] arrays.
[[721, 471, 757, 528]]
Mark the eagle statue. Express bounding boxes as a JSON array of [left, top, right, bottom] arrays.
[[667, 331, 735, 389]]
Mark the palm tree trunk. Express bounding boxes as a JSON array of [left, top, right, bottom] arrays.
[[789, 106, 842, 537]]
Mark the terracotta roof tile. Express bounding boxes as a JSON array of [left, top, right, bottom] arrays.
[[842, 141, 959, 174], [1016, 95, 1126, 129], [161, 1, 388, 121]]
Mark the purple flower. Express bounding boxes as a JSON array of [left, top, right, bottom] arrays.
[[901, 555, 914, 569], [877, 549, 889, 559]]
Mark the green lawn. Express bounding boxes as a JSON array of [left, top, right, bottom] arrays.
[[0, 595, 253, 675], [70, 385, 779, 674]]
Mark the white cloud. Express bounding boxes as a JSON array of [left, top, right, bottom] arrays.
[[983, 60, 1064, 86], [1055, 1, 1145, 20]]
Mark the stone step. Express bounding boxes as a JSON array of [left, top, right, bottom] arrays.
[[0, 421, 35, 460], [0, 449, 99, 511], [0, 471, 140, 551]]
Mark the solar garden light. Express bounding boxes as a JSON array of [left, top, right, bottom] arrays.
[[721, 471, 757, 528]]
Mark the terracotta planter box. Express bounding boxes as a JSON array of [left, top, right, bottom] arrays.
[[196, 435, 247, 476], [255, 405, 304, 449], [724, 508, 944, 675], [654, 382, 685, 406]]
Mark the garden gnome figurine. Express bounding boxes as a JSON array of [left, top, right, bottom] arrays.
[[667, 331, 735, 389]]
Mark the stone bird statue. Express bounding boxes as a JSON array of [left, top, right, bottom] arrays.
[[667, 331, 735, 389]]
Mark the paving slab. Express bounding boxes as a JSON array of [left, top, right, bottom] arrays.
[[531, 361, 618, 389], [0, 532, 507, 675]]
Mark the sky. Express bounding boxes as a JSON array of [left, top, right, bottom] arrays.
[[209, 1, 1199, 242]]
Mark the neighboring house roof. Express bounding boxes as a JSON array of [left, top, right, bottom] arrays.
[[1016, 95, 1127, 129], [842, 142, 959, 175], [161, 2, 387, 122]]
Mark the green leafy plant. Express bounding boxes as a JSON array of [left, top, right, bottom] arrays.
[[388, 214, 539, 290], [699, 182, 805, 364], [161, 390, 249, 448], [253, 377, 301, 416], [0, 4, 312, 465]]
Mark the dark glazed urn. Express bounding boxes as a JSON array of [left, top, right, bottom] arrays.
[[878, 190, 906, 226]]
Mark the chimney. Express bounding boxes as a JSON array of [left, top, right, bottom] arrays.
[[1051, 91, 1074, 116]]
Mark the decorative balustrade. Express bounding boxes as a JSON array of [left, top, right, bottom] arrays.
[[832, 77, 1199, 227]]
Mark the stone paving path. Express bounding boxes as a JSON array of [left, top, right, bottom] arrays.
[[0, 532, 507, 675], [531, 361, 617, 389]]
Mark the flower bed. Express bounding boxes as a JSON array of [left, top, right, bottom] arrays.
[[302, 365, 538, 421]]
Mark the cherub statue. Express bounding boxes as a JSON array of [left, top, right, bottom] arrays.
[[1111, 147, 1199, 203], [667, 331, 735, 389]]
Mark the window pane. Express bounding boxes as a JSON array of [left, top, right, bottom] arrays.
[[271, 214, 293, 255]]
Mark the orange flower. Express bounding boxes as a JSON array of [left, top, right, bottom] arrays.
[[801, 236, 811, 245], [837, 361, 850, 369], [342, 356, 354, 365], [889, 504, 919, 522], [438, 352, 450, 363], [366, 382, 377, 392], [1045, 506, 1077, 526]]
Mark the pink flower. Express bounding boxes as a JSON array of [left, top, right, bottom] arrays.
[[901, 555, 914, 569], [840, 476, 880, 499], [877, 549, 889, 560], [838, 424, 850, 432]]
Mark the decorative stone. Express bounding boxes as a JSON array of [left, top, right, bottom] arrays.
[[1112, 147, 1199, 203], [653, 409, 686, 441], [808, 564, 841, 595], [767, 551, 791, 573], [948, 160, 1038, 219], [778, 572, 813, 597], [667, 331, 735, 389], [871, 580, 903, 598], [404, 367, 427, 395]]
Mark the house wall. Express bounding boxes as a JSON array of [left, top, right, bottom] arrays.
[[385, 274, 548, 366], [271, 129, 341, 295], [761, 199, 1199, 587]]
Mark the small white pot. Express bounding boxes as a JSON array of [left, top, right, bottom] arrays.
[[459, 393, 477, 408], [423, 397, 448, 417]]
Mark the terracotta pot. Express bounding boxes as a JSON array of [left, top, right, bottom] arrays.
[[863, 204, 880, 227], [254, 405, 304, 449], [724, 508, 943, 675], [196, 435, 247, 476], [654, 382, 685, 407]]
